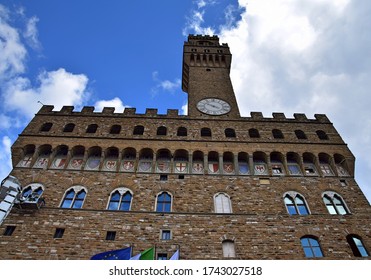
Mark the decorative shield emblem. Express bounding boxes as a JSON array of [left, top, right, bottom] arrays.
[[18, 156, 33, 167], [208, 163, 219, 173], [175, 162, 187, 173], [157, 161, 170, 172], [52, 157, 66, 169], [86, 157, 100, 170], [70, 158, 83, 169], [34, 157, 48, 168], [254, 164, 267, 175], [238, 162, 249, 174], [272, 164, 283, 174], [288, 164, 301, 175], [139, 161, 152, 172], [104, 160, 117, 171], [192, 162, 204, 173], [121, 160, 135, 172], [223, 163, 234, 173], [320, 164, 333, 175]]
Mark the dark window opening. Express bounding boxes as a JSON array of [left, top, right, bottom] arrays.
[[86, 124, 98, 133], [157, 126, 167, 136], [272, 129, 284, 139], [201, 128, 212, 137], [110, 125, 121, 134], [295, 130, 307, 139], [106, 231, 116, 241], [133, 125, 144, 135], [40, 122, 53, 132], [54, 228, 65, 239], [225, 128, 236, 138], [249, 128, 260, 138], [177, 127, 187, 136], [316, 130, 329, 140], [3, 226, 16, 236], [157, 253, 168, 260], [160, 175, 168, 181], [63, 123, 75, 132]]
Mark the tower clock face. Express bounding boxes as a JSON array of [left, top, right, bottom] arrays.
[[197, 98, 231, 115]]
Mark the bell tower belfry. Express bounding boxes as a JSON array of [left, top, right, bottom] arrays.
[[182, 34, 240, 118]]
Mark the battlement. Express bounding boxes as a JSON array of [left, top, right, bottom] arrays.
[[185, 34, 228, 48], [36, 105, 331, 123]]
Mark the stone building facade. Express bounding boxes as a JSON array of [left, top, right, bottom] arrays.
[[0, 35, 370, 260]]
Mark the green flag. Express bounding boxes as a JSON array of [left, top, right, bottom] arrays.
[[140, 247, 155, 260]]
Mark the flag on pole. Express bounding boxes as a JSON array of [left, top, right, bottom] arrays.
[[169, 249, 179, 260], [130, 247, 155, 260], [91, 247, 132, 260]]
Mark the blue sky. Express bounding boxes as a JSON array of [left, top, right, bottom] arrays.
[[1, 0, 370, 203]]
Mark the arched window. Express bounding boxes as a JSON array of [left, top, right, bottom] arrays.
[[156, 192, 172, 212], [300, 236, 323, 258], [177, 127, 187, 136], [272, 129, 284, 139], [214, 193, 232, 213], [225, 128, 236, 138], [110, 125, 121, 134], [222, 240, 236, 258], [284, 192, 309, 215], [21, 183, 44, 202], [40, 122, 53, 132], [86, 124, 98, 133], [316, 130, 329, 140], [249, 128, 260, 138], [157, 126, 167, 136], [60, 187, 86, 209], [107, 188, 132, 211], [295, 130, 307, 139], [322, 192, 349, 215], [201, 127, 211, 137], [346, 235, 369, 257], [133, 125, 144, 135], [63, 123, 75, 132]]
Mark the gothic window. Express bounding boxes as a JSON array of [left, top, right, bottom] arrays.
[[249, 128, 260, 138], [272, 129, 284, 139], [60, 187, 87, 209], [40, 122, 53, 132], [295, 130, 307, 139], [322, 192, 349, 215], [316, 130, 329, 140], [157, 126, 167, 136], [222, 240, 236, 258], [201, 127, 212, 137], [225, 128, 236, 138], [156, 192, 172, 212], [214, 193, 232, 213], [284, 192, 309, 215], [63, 123, 75, 132], [177, 127, 187, 136], [21, 183, 44, 202], [110, 125, 121, 134], [133, 125, 144, 135], [346, 235, 369, 257], [107, 188, 132, 211], [300, 236, 324, 258], [86, 124, 98, 133]]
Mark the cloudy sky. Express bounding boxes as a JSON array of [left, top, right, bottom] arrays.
[[0, 0, 370, 203]]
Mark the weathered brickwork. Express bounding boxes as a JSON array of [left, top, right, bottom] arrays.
[[0, 35, 370, 260]]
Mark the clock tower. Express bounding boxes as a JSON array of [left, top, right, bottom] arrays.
[[182, 35, 240, 118]]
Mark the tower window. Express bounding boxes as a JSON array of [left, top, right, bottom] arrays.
[[225, 128, 236, 138], [316, 130, 329, 140], [63, 123, 75, 132], [161, 230, 171, 240], [110, 125, 121, 134], [107, 189, 132, 211], [157, 126, 167, 136], [201, 127, 212, 137], [300, 236, 323, 258], [60, 187, 87, 209], [40, 122, 53, 132], [284, 193, 309, 215], [322, 192, 349, 215], [249, 128, 260, 138], [106, 231, 116, 241], [295, 130, 307, 139], [133, 125, 144, 135], [214, 193, 232, 213], [177, 127, 187, 136], [222, 240, 236, 258], [86, 124, 98, 133], [346, 235, 369, 257], [272, 129, 284, 139], [156, 192, 172, 212], [157, 253, 168, 260], [3, 226, 16, 236], [54, 228, 65, 239]]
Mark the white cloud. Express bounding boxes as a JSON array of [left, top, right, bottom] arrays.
[[151, 71, 181, 96], [0, 4, 27, 79], [0, 136, 12, 180], [183, 8, 215, 36], [181, 102, 188, 115], [23, 16, 41, 50], [3, 68, 89, 119], [94, 97, 128, 112]]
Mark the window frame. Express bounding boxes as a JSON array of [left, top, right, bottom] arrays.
[[283, 192, 310, 215], [60, 186, 87, 209], [214, 192, 232, 213], [346, 235, 369, 257], [322, 192, 350, 215], [155, 191, 172, 212], [300, 236, 324, 258], [107, 188, 133, 211]]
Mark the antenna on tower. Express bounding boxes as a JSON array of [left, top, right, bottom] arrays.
[[38, 101, 44, 105]]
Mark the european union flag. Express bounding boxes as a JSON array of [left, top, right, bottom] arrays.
[[91, 247, 132, 260]]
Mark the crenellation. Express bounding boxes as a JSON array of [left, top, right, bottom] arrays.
[[314, 114, 331, 123], [294, 113, 308, 121], [145, 108, 158, 116], [60, 106, 74, 114], [250, 112, 264, 119], [123, 107, 136, 115], [102, 107, 115, 114], [272, 113, 286, 119], [81, 106, 95, 114]]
